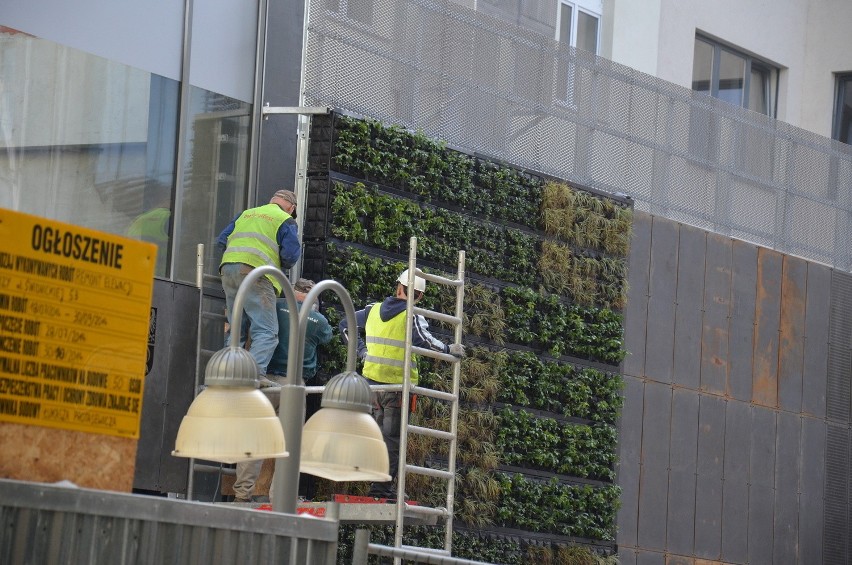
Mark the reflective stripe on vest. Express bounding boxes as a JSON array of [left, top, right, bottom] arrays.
[[221, 203, 290, 293], [362, 304, 419, 385]]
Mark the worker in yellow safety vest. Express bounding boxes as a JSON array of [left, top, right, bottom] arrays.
[[216, 189, 301, 379], [340, 269, 466, 499]]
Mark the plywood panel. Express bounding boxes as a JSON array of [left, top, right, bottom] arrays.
[[645, 217, 679, 384], [802, 262, 830, 418], [673, 224, 706, 389], [728, 240, 757, 402], [778, 256, 807, 412], [753, 248, 782, 407], [0, 423, 136, 491], [624, 211, 653, 379], [701, 233, 731, 396]]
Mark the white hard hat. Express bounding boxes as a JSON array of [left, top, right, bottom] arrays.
[[397, 269, 426, 293]]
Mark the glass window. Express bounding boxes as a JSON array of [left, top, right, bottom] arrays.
[[173, 88, 251, 285], [0, 27, 251, 283], [691, 35, 777, 117], [557, 1, 600, 54], [833, 74, 852, 145], [0, 27, 179, 278], [328, 0, 373, 24]]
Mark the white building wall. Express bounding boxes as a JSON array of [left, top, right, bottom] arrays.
[[607, 0, 852, 138], [800, 0, 852, 138]]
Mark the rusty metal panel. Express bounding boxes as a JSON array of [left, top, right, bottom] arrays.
[[772, 412, 800, 564], [720, 400, 751, 562], [673, 224, 706, 389], [827, 270, 852, 422], [728, 240, 757, 402], [645, 217, 680, 384], [701, 233, 732, 396], [624, 211, 653, 379], [753, 248, 783, 407], [747, 483, 775, 562], [798, 417, 825, 564], [750, 407, 777, 487], [637, 381, 672, 550], [721, 479, 749, 563], [666, 389, 699, 554], [636, 551, 665, 565], [694, 396, 725, 558], [802, 262, 830, 418], [778, 256, 807, 412], [618, 547, 637, 565], [823, 423, 849, 563], [616, 376, 645, 548], [693, 474, 722, 559]]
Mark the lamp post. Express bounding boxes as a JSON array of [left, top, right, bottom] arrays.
[[173, 265, 389, 514]]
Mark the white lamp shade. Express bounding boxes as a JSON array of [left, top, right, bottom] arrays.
[[300, 407, 391, 481], [172, 386, 288, 464]]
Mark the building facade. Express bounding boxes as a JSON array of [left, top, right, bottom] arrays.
[[4, 0, 852, 563]]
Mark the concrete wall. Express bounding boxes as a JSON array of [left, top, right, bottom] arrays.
[[616, 210, 851, 564]]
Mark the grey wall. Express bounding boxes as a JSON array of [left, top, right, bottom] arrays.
[[616, 210, 848, 564]]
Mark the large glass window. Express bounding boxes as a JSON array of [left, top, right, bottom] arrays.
[[833, 74, 852, 145], [0, 27, 179, 277], [0, 27, 251, 283], [692, 35, 777, 117]]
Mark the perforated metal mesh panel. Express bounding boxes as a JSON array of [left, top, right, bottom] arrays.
[[302, 0, 852, 271]]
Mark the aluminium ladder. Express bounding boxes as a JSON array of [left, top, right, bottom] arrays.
[[393, 236, 466, 562]]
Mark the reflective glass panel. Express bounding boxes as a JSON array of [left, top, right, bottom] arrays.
[[718, 49, 745, 106], [749, 65, 769, 115], [692, 38, 713, 95], [577, 11, 599, 54], [0, 27, 179, 278]]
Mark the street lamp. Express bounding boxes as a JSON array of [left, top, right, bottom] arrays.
[[173, 266, 389, 514]]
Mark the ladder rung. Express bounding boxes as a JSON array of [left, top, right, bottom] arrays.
[[412, 346, 458, 363], [412, 306, 462, 326], [401, 544, 451, 556], [408, 425, 455, 441], [410, 385, 456, 401], [414, 269, 463, 288], [406, 464, 453, 480], [401, 505, 449, 517]]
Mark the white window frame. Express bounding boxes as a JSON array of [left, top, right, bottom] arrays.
[[555, 0, 602, 55]]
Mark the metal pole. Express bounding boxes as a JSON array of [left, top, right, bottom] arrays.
[[352, 528, 371, 565], [186, 243, 205, 501]]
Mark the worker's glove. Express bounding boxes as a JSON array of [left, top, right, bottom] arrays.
[[357, 347, 368, 361], [448, 343, 466, 358]]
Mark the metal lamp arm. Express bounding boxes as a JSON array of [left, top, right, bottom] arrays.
[[297, 280, 358, 385]]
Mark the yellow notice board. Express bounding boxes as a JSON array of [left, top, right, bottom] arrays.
[[0, 209, 155, 438]]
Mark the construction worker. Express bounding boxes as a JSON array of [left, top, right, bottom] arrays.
[[340, 269, 466, 499], [232, 278, 332, 503], [216, 190, 301, 381]]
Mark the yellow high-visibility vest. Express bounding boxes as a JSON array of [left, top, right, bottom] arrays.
[[221, 203, 291, 293], [363, 304, 419, 385]]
